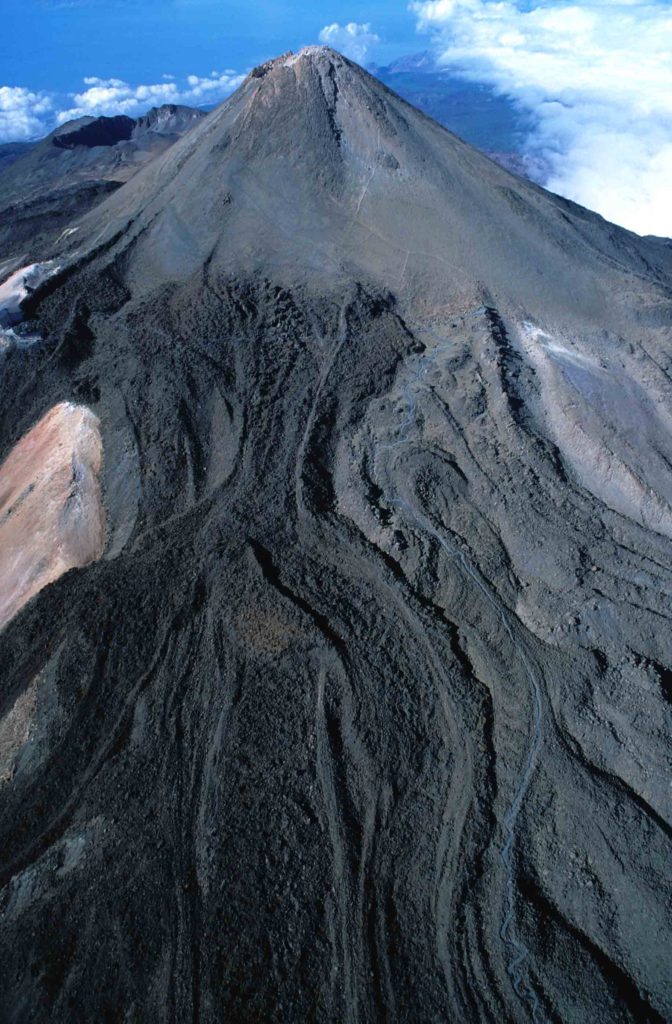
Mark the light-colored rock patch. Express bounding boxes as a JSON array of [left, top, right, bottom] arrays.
[[0, 262, 59, 328], [0, 401, 105, 631], [520, 322, 672, 538], [0, 678, 38, 785]]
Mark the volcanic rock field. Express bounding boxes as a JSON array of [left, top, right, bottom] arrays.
[[0, 46, 670, 1024]]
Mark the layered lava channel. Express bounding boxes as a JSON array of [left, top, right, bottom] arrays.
[[0, 46, 670, 1024]]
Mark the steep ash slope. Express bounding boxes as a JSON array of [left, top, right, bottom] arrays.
[[0, 47, 670, 1024]]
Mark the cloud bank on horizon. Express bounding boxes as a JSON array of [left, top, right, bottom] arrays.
[[56, 70, 245, 123], [411, 0, 672, 237], [0, 87, 53, 142]]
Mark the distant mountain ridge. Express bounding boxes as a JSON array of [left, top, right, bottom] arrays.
[[0, 104, 205, 259], [368, 50, 438, 74]]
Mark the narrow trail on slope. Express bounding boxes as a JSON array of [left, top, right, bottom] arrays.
[[371, 307, 546, 1022]]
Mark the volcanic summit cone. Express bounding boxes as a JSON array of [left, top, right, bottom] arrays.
[[0, 47, 670, 1024]]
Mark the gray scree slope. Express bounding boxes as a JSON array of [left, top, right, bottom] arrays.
[[0, 46, 670, 1024]]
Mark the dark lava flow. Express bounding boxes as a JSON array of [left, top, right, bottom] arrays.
[[0, 45, 670, 1024], [371, 310, 545, 1019]]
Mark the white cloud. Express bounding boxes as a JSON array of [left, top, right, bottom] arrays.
[[0, 68, 246, 142], [0, 87, 53, 142], [319, 22, 380, 63], [56, 70, 245, 123], [411, 0, 672, 236]]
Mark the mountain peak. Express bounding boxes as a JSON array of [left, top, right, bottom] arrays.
[[57, 45, 670, 324], [248, 45, 351, 84], [287, 44, 346, 64]]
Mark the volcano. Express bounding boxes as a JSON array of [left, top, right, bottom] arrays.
[[0, 47, 670, 1024]]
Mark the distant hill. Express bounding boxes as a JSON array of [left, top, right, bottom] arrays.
[[0, 105, 205, 258]]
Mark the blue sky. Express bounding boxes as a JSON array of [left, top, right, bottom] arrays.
[[1, 0, 413, 94]]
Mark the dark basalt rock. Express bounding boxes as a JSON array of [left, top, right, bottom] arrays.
[[53, 115, 136, 150], [0, 46, 670, 1024]]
